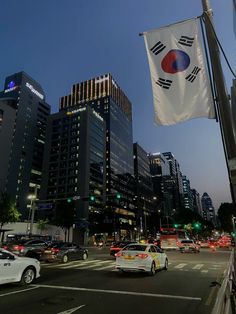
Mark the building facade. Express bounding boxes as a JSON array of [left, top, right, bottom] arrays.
[[201, 192, 216, 225], [40, 106, 106, 243], [0, 72, 50, 219], [57, 74, 135, 240], [133, 143, 153, 236]]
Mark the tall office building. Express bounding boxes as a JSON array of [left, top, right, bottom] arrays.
[[191, 189, 203, 216], [57, 74, 134, 239], [0, 72, 50, 219], [182, 175, 194, 211], [201, 192, 216, 225], [148, 153, 174, 227], [41, 106, 106, 243], [163, 152, 184, 212], [133, 143, 153, 235]]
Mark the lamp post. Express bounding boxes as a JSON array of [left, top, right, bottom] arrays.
[[27, 194, 37, 236]]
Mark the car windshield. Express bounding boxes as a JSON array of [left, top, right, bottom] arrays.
[[123, 245, 146, 251]]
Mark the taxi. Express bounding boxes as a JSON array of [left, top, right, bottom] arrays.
[[115, 243, 168, 276], [0, 248, 40, 285]]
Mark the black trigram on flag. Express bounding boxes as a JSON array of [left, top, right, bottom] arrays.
[[150, 41, 166, 55], [156, 78, 172, 89], [178, 36, 194, 47], [185, 66, 201, 82]]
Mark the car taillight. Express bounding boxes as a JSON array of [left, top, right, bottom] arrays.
[[115, 252, 122, 257], [13, 245, 24, 252], [3, 245, 8, 250], [136, 253, 149, 259], [51, 248, 59, 253]]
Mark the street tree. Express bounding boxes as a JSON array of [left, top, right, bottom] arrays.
[[217, 203, 236, 232], [0, 192, 21, 242], [0, 192, 20, 228], [37, 218, 49, 235], [54, 200, 75, 241]]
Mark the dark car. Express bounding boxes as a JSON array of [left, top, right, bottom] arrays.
[[41, 242, 88, 263], [2, 239, 49, 260], [109, 241, 137, 256]]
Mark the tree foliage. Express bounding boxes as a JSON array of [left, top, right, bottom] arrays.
[[0, 192, 21, 228], [54, 200, 75, 230], [217, 203, 236, 232], [37, 218, 49, 234]]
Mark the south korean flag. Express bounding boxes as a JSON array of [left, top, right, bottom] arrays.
[[143, 18, 215, 126]]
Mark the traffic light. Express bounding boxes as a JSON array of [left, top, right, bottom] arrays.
[[116, 193, 121, 199], [89, 195, 96, 202], [67, 198, 72, 203], [194, 222, 201, 229], [173, 223, 179, 228]]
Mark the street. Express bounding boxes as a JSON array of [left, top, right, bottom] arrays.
[[0, 247, 231, 314]]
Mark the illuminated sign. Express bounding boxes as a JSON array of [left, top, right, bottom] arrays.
[[95, 77, 109, 84], [4, 81, 18, 93], [67, 107, 86, 115], [25, 82, 44, 100]]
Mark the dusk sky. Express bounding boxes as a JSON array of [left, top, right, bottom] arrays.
[[1, 0, 235, 210]]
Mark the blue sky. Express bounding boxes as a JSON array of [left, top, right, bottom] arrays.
[[1, 0, 235, 209]]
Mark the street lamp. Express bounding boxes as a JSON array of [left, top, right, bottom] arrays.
[[27, 194, 37, 235]]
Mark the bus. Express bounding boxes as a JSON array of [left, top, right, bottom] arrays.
[[160, 228, 188, 249]]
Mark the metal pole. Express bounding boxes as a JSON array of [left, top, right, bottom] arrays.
[[29, 200, 35, 236], [201, 0, 236, 203]]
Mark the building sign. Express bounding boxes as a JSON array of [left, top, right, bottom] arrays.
[[4, 81, 18, 93], [25, 82, 44, 100]]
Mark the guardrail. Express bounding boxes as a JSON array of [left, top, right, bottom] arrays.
[[211, 248, 236, 314]]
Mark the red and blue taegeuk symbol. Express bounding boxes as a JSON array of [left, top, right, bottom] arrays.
[[161, 49, 190, 74]]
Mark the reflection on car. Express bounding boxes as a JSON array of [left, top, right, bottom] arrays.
[[2, 239, 50, 260], [179, 240, 200, 253], [0, 248, 40, 285], [41, 242, 88, 263], [115, 243, 168, 276]]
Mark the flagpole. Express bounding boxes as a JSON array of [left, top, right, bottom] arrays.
[[201, 0, 236, 203]]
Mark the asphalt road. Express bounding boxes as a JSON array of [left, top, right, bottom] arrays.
[[0, 247, 231, 314]]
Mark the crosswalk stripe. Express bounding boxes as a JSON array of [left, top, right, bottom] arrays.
[[60, 260, 101, 269], [201, 270, 208, 273], [174, 263, 187, 269], [192, 264, 204, 270], [74, 261, 113, 270]]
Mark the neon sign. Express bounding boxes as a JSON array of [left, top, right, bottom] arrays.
[[25, 82, 44, 100], [4, 81, 18, 93]]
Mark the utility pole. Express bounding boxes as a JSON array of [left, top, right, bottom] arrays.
[[201, 0, 236, 203]]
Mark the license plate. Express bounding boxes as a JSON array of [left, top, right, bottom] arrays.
[[44, 250, 51, 254], [124, 255, 135, 260]]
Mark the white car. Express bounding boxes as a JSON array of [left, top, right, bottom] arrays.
[[115, 243, 168, 275], [0, 248, 40, 285]]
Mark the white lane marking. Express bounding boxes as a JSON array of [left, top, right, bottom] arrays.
[[174, 263, 187, 269], [0, 286, 39, 297], [58, 260, 101, 269], [75, 261, 113, 270], [43, 259, 101, 268], [57, 304, 86, 314], [192, 264, 204, 270], [33, 284, 201, 301], [201, 270, 208, 273]]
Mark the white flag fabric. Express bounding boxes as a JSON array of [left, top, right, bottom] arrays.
[[143, 18, 215, 126], [233, 0, 236, 39]]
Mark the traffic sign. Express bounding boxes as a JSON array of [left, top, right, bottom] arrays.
[[37, 203, 53, 210], [73, 196, 81, 201]]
